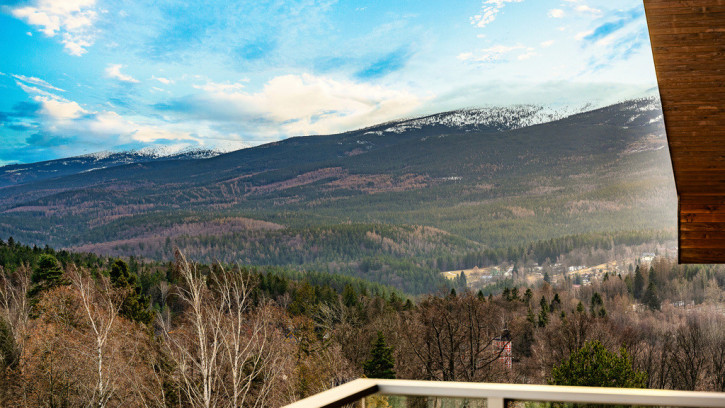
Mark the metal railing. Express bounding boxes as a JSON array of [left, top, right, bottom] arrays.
[[283, 379, 725, 408]]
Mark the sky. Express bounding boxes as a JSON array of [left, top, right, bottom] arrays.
[[0, 0, 659, 165]]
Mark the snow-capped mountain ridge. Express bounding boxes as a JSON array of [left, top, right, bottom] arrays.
[[361, 103, 596, 137]]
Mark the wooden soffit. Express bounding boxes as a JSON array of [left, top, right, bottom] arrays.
[[644, 0, 725, 263]]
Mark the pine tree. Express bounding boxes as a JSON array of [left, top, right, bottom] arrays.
[[538, 296, 550, 327], [510, 287, 519, 301], [457, 271, 467, 289], [363, 332, 396, 379], [27, 254, 66, 301], [342, 284, 357, 307], [110, 260, 153, 325], [642, 281, 661, 311], [550, 293, 561, 311], [633, 265, 645, 300], [590, 292, 603, 315], [523, 288, 533, 303], [550, 340, 647, 388]]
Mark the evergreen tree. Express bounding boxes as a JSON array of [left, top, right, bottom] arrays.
[[543, 271, 551, 284], [27, 254, 66, 301], [642, 281, 661, 311], [363, 332, 396, 379], [110, 260, 153, 325], [538, 296, 550, 327], [633, 265, 645, 300], [550, 340, 647, 388], [457, 271, 467, 289], [550, 293, 561, 311], [523, 288, 533, 304], [510, 287, 519, 301], [502, 287, 510, 300], [342, 284, 357, 307], [590, 292, 603, 315]]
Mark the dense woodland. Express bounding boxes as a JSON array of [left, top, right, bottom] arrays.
[[1, 240, 724, 407]]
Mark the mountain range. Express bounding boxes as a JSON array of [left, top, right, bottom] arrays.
[[0, 98, 676, 293]]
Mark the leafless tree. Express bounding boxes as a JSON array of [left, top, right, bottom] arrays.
[[68, 265, 123, 408], [0, 264, 31, 351], [670, 316, 707, 390], [402, 293, 506, 382], [162, 251, 290, 408]]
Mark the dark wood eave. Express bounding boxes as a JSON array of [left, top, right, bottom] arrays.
[[644, 0, 725, 263]]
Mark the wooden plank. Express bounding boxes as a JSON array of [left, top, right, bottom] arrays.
[[679, 195, 725, 204], [648, 26, 725, 35], [679, 221, 725, 231], [648, 15, 725, 28], [680, 213, 725, 222], [680, 239, 725, 248], [645, 0, 725, 10], [681, 230, 725, 239], [679, 250, 725, 263], [680, 247, 725, 262], [680, 203, 725, 212]]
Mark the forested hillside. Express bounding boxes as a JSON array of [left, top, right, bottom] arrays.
[[0, 98, 676, 292], [1, 241, 724, 407]]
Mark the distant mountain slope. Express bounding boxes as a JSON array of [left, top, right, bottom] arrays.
[[0, 98, 676, 293], [0, 147, 223, 188], [0, 103, 584, 189]]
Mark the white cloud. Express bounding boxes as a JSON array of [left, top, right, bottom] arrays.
[[517, 50, 537, 60], [192, 80, 248, 93], [548, 9, 565, 18], [576, 5, 602, 15], [152, 76, 172, 85], [14, 76, 193, 148], [541, 40, 555, 47], [575, 30, 594, 40], [10, 0, 97, 56], [165, 73, 427, 137], [15, 81, 57, 99], [470, 0, 524, 29], [106, 64, 139, 83], [34, 96, 86, 121], [459, 44, 525, 63], [12, 74, 65, 92]]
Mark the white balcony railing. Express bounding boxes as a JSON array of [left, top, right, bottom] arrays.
[[284, 379, 725, 408]]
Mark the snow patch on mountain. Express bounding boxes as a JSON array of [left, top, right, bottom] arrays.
[[372, 103, 592, 135]]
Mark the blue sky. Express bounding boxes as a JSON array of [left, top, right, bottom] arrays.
[[0, 0, 658, 165]]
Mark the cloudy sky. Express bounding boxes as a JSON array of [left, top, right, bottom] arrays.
[[0, 0, 658, 165]]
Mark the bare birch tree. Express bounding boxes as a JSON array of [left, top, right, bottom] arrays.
[[0, 264, 31, 352], [162, 251, 290, 408], [68, 266, 123, 408]]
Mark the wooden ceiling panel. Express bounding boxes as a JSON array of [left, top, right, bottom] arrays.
[[644, 0, 725, 263]]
